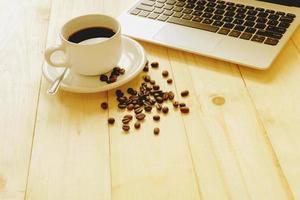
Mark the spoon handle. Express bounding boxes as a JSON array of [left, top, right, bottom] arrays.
[[47, 68, 69, 95]]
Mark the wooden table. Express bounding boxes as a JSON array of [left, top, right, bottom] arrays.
[[1, 0, 300, 199]]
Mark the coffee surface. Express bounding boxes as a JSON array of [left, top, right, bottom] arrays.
[[68, 27, 115, 43]]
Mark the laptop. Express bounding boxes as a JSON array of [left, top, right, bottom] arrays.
[[118, 0, 300, 69]]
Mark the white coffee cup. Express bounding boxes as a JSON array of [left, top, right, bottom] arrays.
[[45, 14, 122, 76]]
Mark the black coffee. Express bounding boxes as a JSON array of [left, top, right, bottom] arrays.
[[68, 27, 115, 43]]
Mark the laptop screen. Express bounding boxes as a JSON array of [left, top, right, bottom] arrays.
[[258, 0, 300, 7]]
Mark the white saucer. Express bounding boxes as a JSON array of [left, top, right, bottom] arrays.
[[43, 36, 146, 93]]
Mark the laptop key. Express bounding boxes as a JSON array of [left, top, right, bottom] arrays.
[[235, 13, 246, 19], [141, 0, 155, 6], [167, 17, 219, 32], [193, 11, 203, 16], [255, 23, 266, 29], [223, 23, 234, 29], [139, 11, 150, 17], [268, 14, 279, 20], [148, 13, 159, 19], [175, 2, 185, 7], [246, 16, 256, 21], [173, 12, 183, 18], [205, 7, 215, 13], [251, 35, 265, 43], [157, 0, 166, 2], [240, 32, 253, 40], [244, 21, 255, 27], [137, 4, 155, 12], [166, 0, 176, 5], [218, 28, 230, 35], [164, 4, 174, 10], [157, 14, 169, 21], [225, 11, 235, 17], [155, 3, 164, 8], [266, 26, 286, 34], [215, 9, 225, 15], [256, 30, 282, 39], [213, 21, 224, 27], [203, 13, 213, 18], [234, 25, 245, 31], [223, 17, 233, 22], [265, 38, 279, 46], [245, 27, 257, 34], [173, 6, 183, 12], [183, 14, 193, 20], [185, 3, 196, 9], [268, 20, 279, 26], [192, 16, 203, 22], [203, 18, 213, 24], [280, 17, 293, 23], [286, 13, 296, 19], [247, 10, 257, 16], [164, 10, 174, 16], [154, 8, 164, 14], [233, 19, 244, 25], [229, 30, 241, 37], [130, 9, 141, 15], [256, 18, 267, 23], [212, 15, 223, 20], [278, 22, 290, 28]]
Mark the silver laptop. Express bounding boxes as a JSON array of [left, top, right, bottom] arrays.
[[118, 0, 300, 69]]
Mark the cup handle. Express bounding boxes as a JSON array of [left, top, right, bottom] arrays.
[[45, 45, 68, 67]]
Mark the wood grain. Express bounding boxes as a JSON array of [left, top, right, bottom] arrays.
[[0, 0, 51, 199]]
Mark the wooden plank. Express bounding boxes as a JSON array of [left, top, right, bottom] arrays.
[[25, 0, 121, 199], [108, 43, 201, 200], [240, 38, 300, 199], [0, 0, 51, 199], [167, 47, 293, 199]]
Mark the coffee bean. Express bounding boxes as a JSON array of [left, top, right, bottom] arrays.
[[167, 78, 173, 84], [168, 91, 175, 100], [136, 113, 146, 121], [100, 74, 108, 82], [117, 96, 127, 103], [127, 104, 134, 111], [153, 115, 160, 121], [163, 93, 169, 101], [134, 107, 143, 114], [145, 60, 149, 66], [150, 80, 156, 85], [162, 106, 169, 114], [180, 107, 190, 113], [124, 114, 133, 120], [115, 89, 124, 97], [101, 102, 108, 110], [134, 122, 141, 129], [144, 106, 152, 112], [151, 62, 159, 68], [154, 127, 160, 135], [156, 97, 164, 104], [181, 90, 189, 97], [118, 103, 127, 109], [143, 65, 149, 72], [162, 70, 169, 77], [143, 75, 151, 82], [173, 101, 179, 108], [179, 103, 186, 107], [108, 118, 115, 124], [122, 125, 130, 132], [153, 85, 160, 90], [122, 118, 131, 124], [109, 75, 117, 83], [113, 66, 121, 72], [111, 70, 120, 76], [134, 104, 141, 109], [156, 104, 162, 111]]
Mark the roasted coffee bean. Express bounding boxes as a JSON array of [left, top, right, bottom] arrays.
[[162, 106, 169, 114], [163, 92, 169, 101], [118, 103, 127, 109], [143, 75, 151, 82], [167, 78, 173, 84], [162, 70, 169, 77], [124, 114, 133, 120], [127, 104, 134, 111], [113, 66, 121, 72], [168, 91, 175, 100], [108, 117, 115, 124], [115, 89, 124, 97], [154, 127, 160, 135], [111, 70, 120, 76], [101, 102, 108, 110], [181, 90, 189, 97], [119, 68, 125, 75], [153, 115, 160, 121], [153, 85, 160, 90], [179, 103, 186, 107], [117, 96, 127, 103], [150, 80, 156, 85], [156, 104, 162, 111], [146, 86, 152, 91], [151, 62, 159, 68], [180, 107, 190, 113], [134, 107, 143, 114], [122, 124, 130, 132], [144, 106, 152, 112], [143, 65, 149, 72], [134, 104, 141, 109], [156, 97, 163, 104], [173, 101, 179, 108], [134, 122, 141, 129], [149, 99, 156, 105], [122, 118, 131, 124], [136, 113, 146, 120], [100, 74, 108, 82], [109, 75, 117, 83]]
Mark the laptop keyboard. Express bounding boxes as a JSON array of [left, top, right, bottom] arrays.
[[129, 0, 296, 46]]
